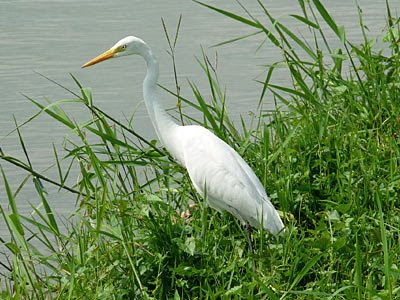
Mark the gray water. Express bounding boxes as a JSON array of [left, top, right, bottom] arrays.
[[0, 0, 398, 233]]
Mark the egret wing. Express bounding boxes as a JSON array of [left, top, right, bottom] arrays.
[[180, 126, 269, 226]]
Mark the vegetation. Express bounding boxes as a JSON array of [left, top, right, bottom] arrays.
[[1, 0, 399, 298]]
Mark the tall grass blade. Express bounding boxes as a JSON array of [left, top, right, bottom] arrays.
[[312, 0, 346, 43], [194, 1, 262, 29]]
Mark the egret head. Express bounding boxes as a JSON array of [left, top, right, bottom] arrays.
[[82, 36, 148, 68]]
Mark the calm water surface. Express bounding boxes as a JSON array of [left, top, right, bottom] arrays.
[[0, 0, 398, 233]]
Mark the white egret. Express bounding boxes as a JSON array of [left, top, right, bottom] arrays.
[[82, 36, 284, 245]]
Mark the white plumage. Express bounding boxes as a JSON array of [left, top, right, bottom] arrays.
[[83, 36, 284, 235]]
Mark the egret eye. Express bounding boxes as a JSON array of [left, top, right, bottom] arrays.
[[121, 45, 127, 50]]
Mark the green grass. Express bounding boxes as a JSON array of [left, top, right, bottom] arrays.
[[1, 0, 400, 299]]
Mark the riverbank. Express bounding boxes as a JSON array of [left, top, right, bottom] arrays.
[[1, 1, 399, 298]]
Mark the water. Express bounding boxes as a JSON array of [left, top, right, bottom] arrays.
[[0, 0, 398, 231]]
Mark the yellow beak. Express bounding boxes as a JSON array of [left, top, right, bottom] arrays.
[[82, 48, 117, 68]]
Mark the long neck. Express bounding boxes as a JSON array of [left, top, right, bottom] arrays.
[[141, 47, 183, 163]]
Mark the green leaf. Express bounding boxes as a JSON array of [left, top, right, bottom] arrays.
[[224, 285, 242, 296], [290, 14, 320, 29], [9, 214, 25, 237], [101, 159, 148, 166], [24, 95, 76, 130], [312, 0, 346, 43], [185, 236, 196, 256], [81, 87, 93, 106], [174, 290, 181, 300], [33, 177, 60, 235], [194, 1, 262, 29], [289, 253, 323, 291], [1, 167, 24, 236], [189, 81, 221, 136], [5, 242, 19, 254], [276, 22, 317, 60], [211, 30, 263, 48], [377, 191, 392, 295], [355, 232, 362, 299], [267, 83, 307, 99]]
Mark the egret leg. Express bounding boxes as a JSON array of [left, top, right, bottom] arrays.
[[244, 223, 254, 254], [243, 223, 257, 272], [226, 205, 256, 260]]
